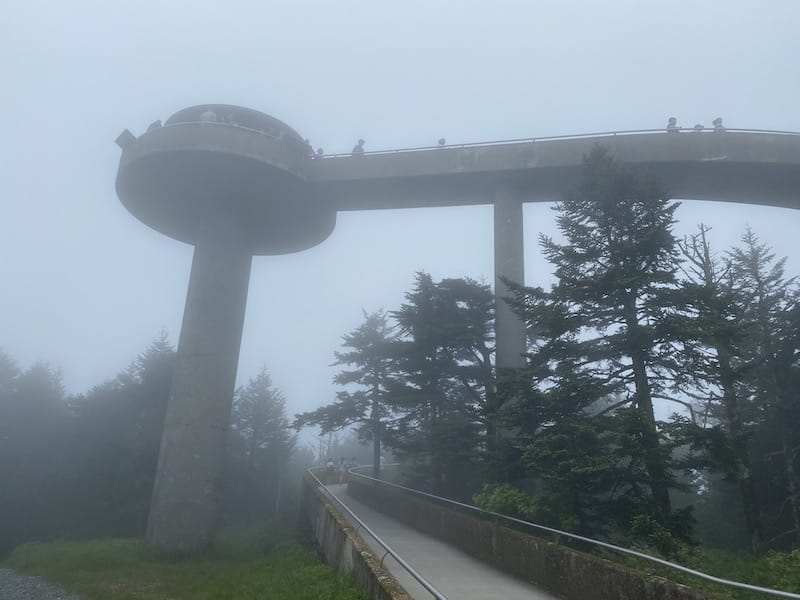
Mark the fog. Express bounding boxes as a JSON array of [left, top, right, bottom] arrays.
[[2, 0, 799, 419]]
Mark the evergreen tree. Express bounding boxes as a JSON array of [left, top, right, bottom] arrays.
[[294, 310, 396, 477], [0, 357, 70, 556], [390, 273, 493, 498], [671, 225, 766, 551], [543, 147, 680, 513], [225, 368, 295, 520], [0, 349, 18, 396], [507, 147, 690, 545], [68, 333, 174, 537], [728, 230, 800, 549]]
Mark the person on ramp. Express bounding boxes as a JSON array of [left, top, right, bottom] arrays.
[[351, 138, 366, 156], [325, 457, 335, 484]]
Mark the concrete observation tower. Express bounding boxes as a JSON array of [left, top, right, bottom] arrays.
[[117, 104, 800, 552], [116, 105, 339, 552]]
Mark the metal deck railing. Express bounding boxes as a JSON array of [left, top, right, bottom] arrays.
[[308, 468, 447, 599], [349, 466, 800, 599], [155, 121, 800, 161], [321, 127, 800, 158]]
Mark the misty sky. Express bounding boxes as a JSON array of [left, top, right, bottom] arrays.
[[2, 0, 799, 423]]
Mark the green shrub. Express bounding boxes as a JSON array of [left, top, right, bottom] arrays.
[[472, 483, 579, 531]]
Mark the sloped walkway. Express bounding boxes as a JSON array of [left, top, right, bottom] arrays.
[[326, 483, 558, 600]]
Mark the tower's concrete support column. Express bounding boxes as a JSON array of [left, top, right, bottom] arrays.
[[146, 240, 252, 552], [493, 185, 526, 369]]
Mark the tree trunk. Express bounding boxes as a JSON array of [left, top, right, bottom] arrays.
[[716, 343, 763, 552], [430, 391, 443, 495], [370, 388, 381, 479], [485, 366, 499, 456], [781, 428, 800, 546], [630, 352, 672, 515], [273, 476, 282, 514], [624, 297, 672, 515]]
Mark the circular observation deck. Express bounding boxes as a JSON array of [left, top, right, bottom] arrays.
[[116, 105, 334, 255]]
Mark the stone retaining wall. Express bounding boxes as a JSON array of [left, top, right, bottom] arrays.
[[300, 472, 411, 600], [348, 477, 718, 600]]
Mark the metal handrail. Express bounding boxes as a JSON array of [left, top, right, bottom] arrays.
[[319, 127, 800, 158], [155, 121, 800, 161], [307, 468, 447, 600], [349, 466, 800, 599], [157, 121, 310, 150]]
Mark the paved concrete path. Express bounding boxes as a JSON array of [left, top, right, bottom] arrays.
[[325, 483, 559, 600]]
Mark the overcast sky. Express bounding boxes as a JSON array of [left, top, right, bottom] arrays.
[[2, 0, 799, 423]]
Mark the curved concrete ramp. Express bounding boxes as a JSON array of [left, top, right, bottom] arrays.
[[312, 131, 800, 211], [326, 483, 558, 600]]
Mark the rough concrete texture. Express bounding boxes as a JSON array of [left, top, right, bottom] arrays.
[[493, 184, 526, 370], [347, 478, 720, 600], [300, 473, 412, 600], [146, 241, 252, 552]]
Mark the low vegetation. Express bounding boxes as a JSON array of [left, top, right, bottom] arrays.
[[4, 526, 366, 600], [615, 547, 800, 599], [473, 482, 800, 598]]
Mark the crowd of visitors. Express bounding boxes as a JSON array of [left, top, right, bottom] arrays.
[[324, 457, 358, 484], [666, 116, 726, 132]]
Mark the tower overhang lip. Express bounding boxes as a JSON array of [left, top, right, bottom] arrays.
[[117, 122, 311, 182], [115, 122, 337, 255]]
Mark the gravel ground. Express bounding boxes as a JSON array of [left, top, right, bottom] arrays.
[[0, 568, 83, 600]]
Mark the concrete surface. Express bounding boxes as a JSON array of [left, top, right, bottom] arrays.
[[347, 477, 717, 600], [493, 184, 526, 370], [312, 131, 800, 211], [304, 477, 412, 600], [145, 241, 252, 552], [326, 483, 558, 600]]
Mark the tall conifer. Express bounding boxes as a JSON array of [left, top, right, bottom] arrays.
[[523, 147, 682, 518]]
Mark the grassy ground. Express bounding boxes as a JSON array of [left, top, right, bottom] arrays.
[[611, 546, 800, 599], [3, 525, 367, 600]]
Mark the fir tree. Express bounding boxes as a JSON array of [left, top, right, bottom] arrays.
[[294, 310, 396, 477], [390, 273, 493, 497], [729, 229, 800, 549], [509, 147, 688, 543], [672, 225, 764, 551], [226, 367, 295, 519]]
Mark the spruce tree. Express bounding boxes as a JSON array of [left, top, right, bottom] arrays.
[[728, 230, 800, 549], [390, 273, 493, 497], [515, 147, 684, 524], [69, 334, 175, 536], [294, 310, 396, 477], [226, 367, 295, 519], [672, 225, 765, 551]]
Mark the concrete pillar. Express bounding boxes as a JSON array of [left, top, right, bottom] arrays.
[[146, 240, 252, 552], [493, 185, 526, 369]]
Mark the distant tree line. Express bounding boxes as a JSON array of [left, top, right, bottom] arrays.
[[297, 147, 800, 557], [0, 333, 299, 558]]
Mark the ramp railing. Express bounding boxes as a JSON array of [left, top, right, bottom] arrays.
[[349, 466, 800, 599], [308, 468, 447, 599]]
